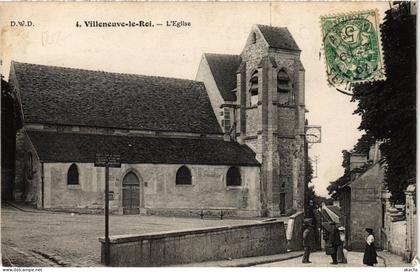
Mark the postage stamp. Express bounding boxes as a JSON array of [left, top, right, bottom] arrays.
[[320, 10, 386, 87]]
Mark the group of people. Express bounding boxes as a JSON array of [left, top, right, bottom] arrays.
[[302, 220, 378, 266]]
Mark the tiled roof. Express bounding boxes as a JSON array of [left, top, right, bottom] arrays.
[[12, 62, 222, 134], [204, 54, 241, 101], [27, 131, 260, 166], [257, 25, 300, 51]]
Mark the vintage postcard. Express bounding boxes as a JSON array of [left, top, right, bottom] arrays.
[[0, 1, 416, 270]]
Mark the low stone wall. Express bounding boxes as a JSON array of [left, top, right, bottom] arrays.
[[99, 221, 287, 266]]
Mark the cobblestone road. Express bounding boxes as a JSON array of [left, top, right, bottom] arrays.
[[1, 204, 260, 267]]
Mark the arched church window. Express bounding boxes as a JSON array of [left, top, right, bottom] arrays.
[[277, 69, 291, 92], [176, 166, 192, 185], [67, 163, 79, 185], [226, 167, 241, 186], [277, 69, 295, 105], [249, 70, 259, 106], [251, 32, 257, 44]]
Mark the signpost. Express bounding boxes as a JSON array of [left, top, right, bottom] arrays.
[[94, 153, 121, 266], [304, 124, 322, 217]]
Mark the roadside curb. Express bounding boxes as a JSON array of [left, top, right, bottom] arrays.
[[232, 252, 304, 267], [2, 202, 30, 212], [176, 251, 304, 267], [376, 251, 411, 267], [2, 202, 46, 213], [376, 253, 387, 267], [376, 253, 388, 267]]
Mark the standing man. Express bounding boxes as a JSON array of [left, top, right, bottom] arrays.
[[327, 221, 341, 265], [302, 218, 314, 263]]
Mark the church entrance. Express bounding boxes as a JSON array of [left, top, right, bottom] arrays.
[[122, 172, 140, 215]]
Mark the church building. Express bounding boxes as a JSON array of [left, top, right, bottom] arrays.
[[8, 24, 306, 217]]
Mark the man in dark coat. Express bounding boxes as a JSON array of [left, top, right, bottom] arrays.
[[327, 222, 341, 264], [302, 218, 314, 263]]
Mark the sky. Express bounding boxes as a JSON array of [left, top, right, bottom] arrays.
[[0, 2, 390, 197]]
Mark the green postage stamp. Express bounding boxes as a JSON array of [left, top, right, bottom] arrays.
[[321, 10, 386, 86]]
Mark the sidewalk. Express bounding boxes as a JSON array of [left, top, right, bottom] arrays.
[[377, 251, 411, 267], [175, 251, 304, 267], [259, 251, 377, 267]]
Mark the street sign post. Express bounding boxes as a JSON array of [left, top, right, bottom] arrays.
[[304, 124, 322, 217], [94, 153, 121, 266]]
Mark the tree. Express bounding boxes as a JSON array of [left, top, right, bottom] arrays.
[[306, 160, 317, 217], [351, 3, 416, 203], [327, 150, 351, 199], [306, 159, 332, 211]]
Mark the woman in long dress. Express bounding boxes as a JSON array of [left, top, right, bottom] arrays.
[[363, 228, 378, 266]]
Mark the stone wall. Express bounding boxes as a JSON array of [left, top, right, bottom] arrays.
[[99, 220, 287, 266], [42, 162, 261, 217], [405, 184, 416, 262], [349, 162, 384, 250], [381, 184, 417, 262], [14, 130, 42, 206], [388, 220, 407, 256]]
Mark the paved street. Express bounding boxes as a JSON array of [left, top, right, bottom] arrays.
[[1, 203, 261, 267], [1, 203, 410, 268]]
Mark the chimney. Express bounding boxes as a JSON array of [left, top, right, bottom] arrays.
[[368, 141, 382, 163], [350, 153, 367, 181], [350, 153, 367, 171]]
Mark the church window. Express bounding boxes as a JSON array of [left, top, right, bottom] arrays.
[[67, 163, 79, 185], [176, 166, 192, 185], [251, 32, 257, 44], [249, 71, 259, 106], [226, 167, 241, 186], [277, 69, 291, 92], [277, 69, 295, 105], [222, 108, 231, 132]]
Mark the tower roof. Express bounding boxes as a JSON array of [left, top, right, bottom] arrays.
[[256, 24, 300, 51]]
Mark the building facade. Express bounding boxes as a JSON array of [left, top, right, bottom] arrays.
[[8, 25, 306, 217], [339, 142, 385, 250]]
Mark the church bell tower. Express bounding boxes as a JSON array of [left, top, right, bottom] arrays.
[[235, 25, 306, 216]]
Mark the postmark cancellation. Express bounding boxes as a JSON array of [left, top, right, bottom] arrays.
[[320, 10, 386, 87]]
